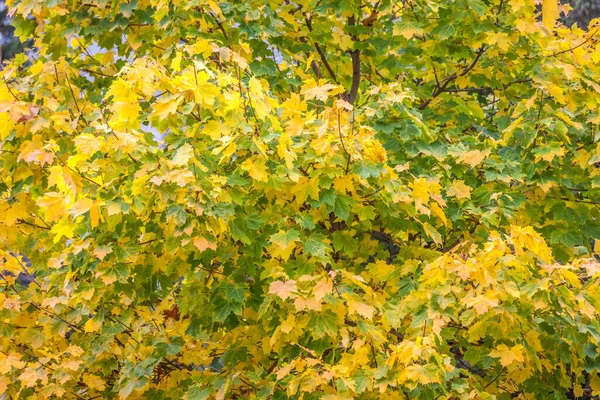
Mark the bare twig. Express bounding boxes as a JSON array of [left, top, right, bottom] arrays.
[[16, 219, 50, 230], [337, 111, 351, 174], [305, 14, 339, 84], [550, 30, 598, 57], [419, 45, 487, 110], [52, 151, 102, 187]]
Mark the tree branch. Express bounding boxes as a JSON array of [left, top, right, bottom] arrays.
[[419, 45, 487, 110], [344, 15, 361, 105], [443, 87, 492, 93], [305, 15, 339, 84], [483, 368, 505, 389], [16, 219, 50, 230], [337, 111, 351, 174], [549, 29, 598, 57], [345, 49, 361, 105]]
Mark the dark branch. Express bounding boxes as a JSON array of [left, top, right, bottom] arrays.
[[419, 45, 487, 110], [305, 15, 339, 84], [443, 87, 493, 93], [343, 15, 361, 105], [310, 60, 322, 79], [345, 49, 361, 105], [550, 29, 598, 57], [16, 219, 51, 230]]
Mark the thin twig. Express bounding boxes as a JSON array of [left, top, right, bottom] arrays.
[[0, 236, 43, 290], [361, 186, 384, 198], [52, 151, 102, 187], [549, 30, 598, 57], [337, 111, 351, 174], [305, 14, 339, 84], [483, 368, 504, 389], [418, 45, 487, 110], [16, 219, 50, 230], [3, 77, 19, 101]]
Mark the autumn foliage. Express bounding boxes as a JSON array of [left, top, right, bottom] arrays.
[[2, 0, 600, 398]]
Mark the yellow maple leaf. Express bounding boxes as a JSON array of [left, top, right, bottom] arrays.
[[294, 177, 321, 205], [90, 202, 102, 227], [1, 198, 30, 226], [547, 84, 566, 104], [301, 82, 342, 101], [457, 149, 490, 167], [171, 51, 183, 72], [277, 132, 296, 170], [487, 32, 511, 52], [193, 237, 217, 252], [0, 352, 26, 373], [37, 192, 67, 222], [401, 364, 442, 386], [312, 279, 332, 301], [70, 198, 94, 217], [410, 177, 431, 205], [39, 383, 66, 398], [241, 158, 268, 182], [0, 111, 15, 140], [189, 39, 214, 57], [542, 0, 559, 29], [74, 133, 103, 155], [509, 226, 553, 264], [193, 70, 220, 106], [280, 314, 296, 334], [269, 242, 296, 261], [366, 260, 395, 282], [393, 21, 424, 40], [83, 374, 106, 391], [17, 134, 54, 166], [50, 218, 75, 243], [19, 367, 49, 387], [447, 180, 472, 200], [294, 295, 322, 311], [0, 376, 9, 393], [430, 202, 448, 227], [84, 314, 103, 333], [172, 143, 194, 166], [591, 373, 600, 395], [423, 222, 443, 245], [344, 295, 375, 320], [489, 344, 525, 367], [269, 280, 297, 300], [153, 96, 183, 120]]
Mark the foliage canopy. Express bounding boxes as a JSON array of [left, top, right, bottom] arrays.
[[2, 0, 600, 398]]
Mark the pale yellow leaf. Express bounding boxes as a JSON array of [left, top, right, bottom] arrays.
[[193, 237, 217, 252], [489, 344, 525, 367], [447, 180, 472, 200], [344, 294, 375, 320], [70, 198, 94, 217], [591, 373, 600, 394], [542, 0, 559, 29], [269, 280, 297, 300], [19, 367, 49, 387], [457, 149, 490, 167], [83, 374, 106, 391], [172, 143, 194, 166], [313, 279, 332, 301]]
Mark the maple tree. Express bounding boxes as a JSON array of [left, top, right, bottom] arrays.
[[2, 0, 600, 398]]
